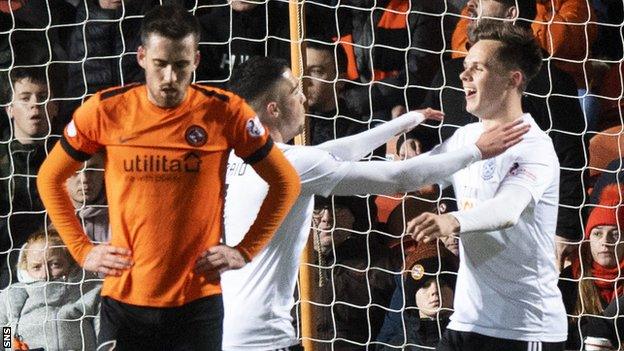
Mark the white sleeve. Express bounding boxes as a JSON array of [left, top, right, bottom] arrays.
[[286, 146, 353, 197], [315, 111, 425, 161], [329, 144, 482, 195], [498, 140, 559, 205], [451, 184, 533, 234], [415, 132, 462, 189]]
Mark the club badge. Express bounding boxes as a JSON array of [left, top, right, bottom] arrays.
[[185, 125, 207, 147], [481, 159, 496, 180], [246, 116, 265, 138], [411, 264, 425, 281]]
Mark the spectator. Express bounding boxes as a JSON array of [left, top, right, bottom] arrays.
[[414, 0, 586, 271], [338, 0, 445, 118], [305, 39, 367, 146], [0, 67, 58, 289], [65, 151, 109, 244], [62, 0, 147, 126], [377, 241, 458, 350], [0, 229, 100, 351], [559, 184, 624, 350], [196, 0, 290, 85], [396, 135, 422, 160], [310, 195, 395, 350], [451, 0, 596, 91]]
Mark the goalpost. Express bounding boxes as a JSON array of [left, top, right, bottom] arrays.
[[0, 0, 622, 350]]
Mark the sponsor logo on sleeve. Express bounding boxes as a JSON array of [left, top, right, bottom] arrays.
[[185, 125, 208, 147], [67, 120, 77, 137], [246, 116, 265, 138], [508, 162, 536, 181]]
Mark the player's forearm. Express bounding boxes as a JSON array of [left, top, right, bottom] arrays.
[[37, 143, 94, 264], [331, 144, 481, 195], [235, 146, 301, 261], [451, 184, 533, 234], [316, 111, 425, 161]]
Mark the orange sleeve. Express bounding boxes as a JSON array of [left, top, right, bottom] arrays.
[[451, 7, 470, 59], [533, 0, 596, 61], [37, 143, 95, 264], [234, 145, 301, 260]]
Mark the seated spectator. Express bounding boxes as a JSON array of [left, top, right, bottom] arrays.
[[196, 0, 290, 85], [377, 241, 458, 350], [0, 229, 100, 350], [0, 67, 59, 288], [310, 196, 395, 350], [62, 0, 147, 127], [396, 135, 422, 160], [337, 1, 445, 118], [414, 0, 586, 270], [559, 184, 624, 349], [305, 38, 367, 146], [66, 152, 109, 243]]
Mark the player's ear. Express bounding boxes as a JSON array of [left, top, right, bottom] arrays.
[[194, 50, 200, 69], [5, 105, 12, 119], [506, 6, 518, 21], [510, 70, 523, 89], [137, 46, 147, 68], [266, 101, 279, 119]]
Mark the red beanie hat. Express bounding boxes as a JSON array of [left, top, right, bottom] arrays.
[[585, 184, 624, 238]]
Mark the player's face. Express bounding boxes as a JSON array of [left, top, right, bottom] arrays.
[[460, 40, 513, 120], [277, 68, 306, 140], [589, 225, 624, 268], [67, 153, 105, 206], [415, 278, 454, 318], [466, 0, 509, 19], [6, 78, 56, 143], [26, 242, 71, 281], [305, 47, 339, 113], [138, 33, 199, 108]]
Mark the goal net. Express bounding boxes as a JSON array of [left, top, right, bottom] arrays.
[[0, 0, 621, 350]]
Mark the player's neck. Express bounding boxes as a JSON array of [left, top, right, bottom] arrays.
[[270, 130, 285, 143], [482, 99, 524, 128]]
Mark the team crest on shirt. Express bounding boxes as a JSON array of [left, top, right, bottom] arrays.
[[410, 264, 425, 281], [246, 116, 265, 138], [481, 159, 496, 180], [185, 125, 207, 147]]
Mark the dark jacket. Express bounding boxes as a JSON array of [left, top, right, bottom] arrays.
[[65, 0, 145, 98], [0, 130, 58, 288], [310, 236, 396, 350], [413, 57, 587, 241], [196, 2, 291, 85], [380, 312, 449, 350], [339, 0, 445, 116]]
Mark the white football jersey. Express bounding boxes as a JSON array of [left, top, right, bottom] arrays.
[[435, 114, 567, 342], [221, 143, 351, 350]]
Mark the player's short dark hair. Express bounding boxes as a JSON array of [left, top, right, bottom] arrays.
[[0, 66, 48, 104], [496, 0, 537, 27], [228, 56, 290, 106], [305, 38, 348, 75], [468, 19, 542, 91], [140, 5, 201, 46]]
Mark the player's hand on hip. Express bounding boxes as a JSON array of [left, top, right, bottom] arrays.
[[408, 213, 460, 243], [193, 245, 246, 279], [83, 245, 133, 277], [476, 119, 530, 159]]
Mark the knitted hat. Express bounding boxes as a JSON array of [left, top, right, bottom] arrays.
[[404, 240, 459, 293], [585, 184, 624, 238]]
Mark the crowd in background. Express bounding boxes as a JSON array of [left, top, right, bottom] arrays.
[[0, 0, 623, 350]]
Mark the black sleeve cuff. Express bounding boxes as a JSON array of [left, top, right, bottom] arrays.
[[60, 137, 93, 162], [243, 138, 274, 165]]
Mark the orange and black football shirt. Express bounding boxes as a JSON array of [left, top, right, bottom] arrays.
[[62, 84, 272, 307]]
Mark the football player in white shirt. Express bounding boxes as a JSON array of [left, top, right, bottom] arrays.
[[410, 20, 567, 351], [193, 55, 528, 351]]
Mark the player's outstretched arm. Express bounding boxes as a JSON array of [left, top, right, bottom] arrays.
[[316, 109, 444, 161], [194, 145, 300, 276], [409, 184, 532, 242], [329, 119, 529, 196], [37, 144, 133, 276]]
